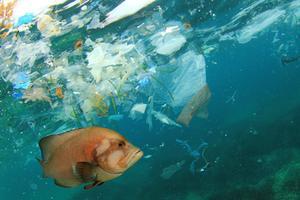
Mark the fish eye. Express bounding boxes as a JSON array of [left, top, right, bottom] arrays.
[[118, 141, 126, 147]]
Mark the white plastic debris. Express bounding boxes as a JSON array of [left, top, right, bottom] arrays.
[[100, 0, 156, 28], [165, 50, 207, 107], [22, 87, 51, 104], [160, 160, 186, 179], [13, 0, 68, 24], [130, 103, 147, 119], [15, 40, 50, 67], [86, 42, 135, 87], [151, 25, 186, 55], [236, 8, 285, 44], [152, 111, 182, 127], [144, 155, 152, 159], [87, 12, 102, 30], [37, 14, 61, 37], [146, 96, 154, 130]]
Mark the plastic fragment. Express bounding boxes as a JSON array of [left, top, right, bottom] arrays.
[[129, 103, 147, 119], [37, 14, 60, 37], [146, 96, 153, 130], [11, 72, 30, 90], [151, 26, 186, 55], [86, 12, 102, 30], [15, 40, 50, 67], [15, 13, 34, 27], [170, 51, 207, 107], [176, 84, 211, 127], [152, 111, 182, 127], [160, 160, 185, 179], [100, 0, 156, 28], [22, 87, 51, 104], [236, 8, 285, 44], [144, 155, 152, 159]]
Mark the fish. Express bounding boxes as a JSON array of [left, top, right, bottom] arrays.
[[37, 126, 143, 190]]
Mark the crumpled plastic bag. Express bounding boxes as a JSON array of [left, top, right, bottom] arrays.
[[155, 50, 207, 108]]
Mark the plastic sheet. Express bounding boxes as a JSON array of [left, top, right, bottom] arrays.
[[236, 8, 285, 44], [160, 160, 185, 179], [151, 25, 186, 56], [15, 40, 50, 67], [177, 84, 211, 127], [155, 50, 207, 109]]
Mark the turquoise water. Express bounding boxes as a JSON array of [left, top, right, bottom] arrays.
[[0, 0, 300, 199]]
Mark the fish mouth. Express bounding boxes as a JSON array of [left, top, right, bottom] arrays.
[[127, 149, 143, 167], [102, 149, 143, 175]]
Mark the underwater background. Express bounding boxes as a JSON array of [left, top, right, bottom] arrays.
[[0, 0, 300, 199]]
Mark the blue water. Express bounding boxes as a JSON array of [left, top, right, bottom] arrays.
[[1, 0, 300, 199]]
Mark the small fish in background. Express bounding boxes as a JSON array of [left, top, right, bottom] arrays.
[[37, 126, 143, 190]]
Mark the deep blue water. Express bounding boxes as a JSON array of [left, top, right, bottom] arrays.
[[0, 0, 300, 199]]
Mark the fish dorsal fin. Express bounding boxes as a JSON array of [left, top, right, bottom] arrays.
[[39, 129, 82, 161]]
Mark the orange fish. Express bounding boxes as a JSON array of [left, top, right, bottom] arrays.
[[38, 127, 143, 190]]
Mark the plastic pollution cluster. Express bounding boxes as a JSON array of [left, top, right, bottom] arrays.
[[0, 0, 211, 128]]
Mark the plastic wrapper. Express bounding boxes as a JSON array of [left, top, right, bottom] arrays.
[[155, 50, 207, 109], [151, 25, 186, 55], [236, 8, 285, 44], [160, 160, 185, 179], [176, 84, 211, 127]]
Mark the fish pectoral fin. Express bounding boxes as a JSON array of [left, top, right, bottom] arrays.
[[54, 179, 72, 188], [84, 181, 104, 190], [74, 162, 97, 182]]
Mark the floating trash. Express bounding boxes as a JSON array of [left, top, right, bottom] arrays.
[[130, 103, 147, 120], [160, 160, 186, 180], [152, 111, 182, 127], [144, 155, 152, 159], [176, 139, 209, 174]]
